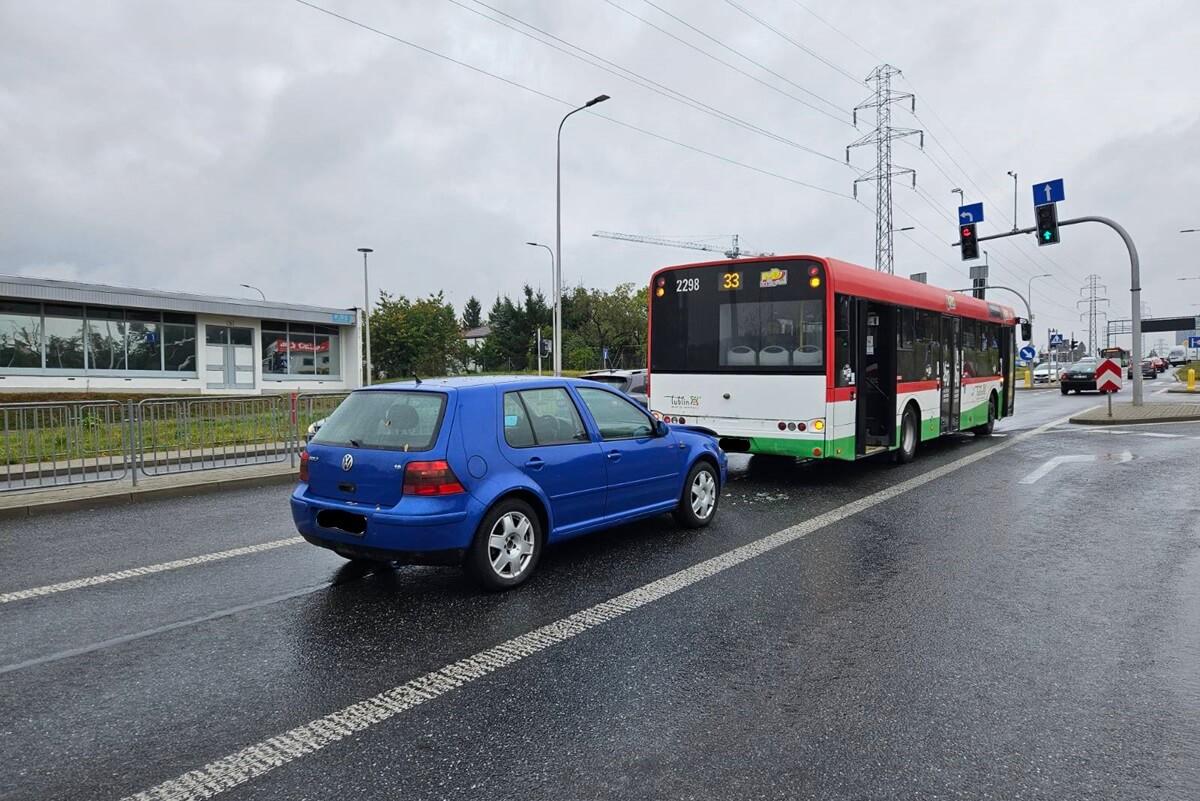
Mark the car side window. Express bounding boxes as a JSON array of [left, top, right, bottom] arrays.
[[503, 388, 589, 448], [577, 387, 654, 440], [502, 392, 536, 448]]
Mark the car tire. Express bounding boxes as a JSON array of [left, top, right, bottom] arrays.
[[464, 499, 544, 591], [895, 406, 918, 464], [1060, 386, 1069, 395], [974, 394, 996, 436], [673, 460, 720, 529]]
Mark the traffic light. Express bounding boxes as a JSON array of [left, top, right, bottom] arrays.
[[960, 223, 979, 260], [539, 337, 552, 358], [1021, 320, 1032, 341], [1035, 203, 1060, 246]]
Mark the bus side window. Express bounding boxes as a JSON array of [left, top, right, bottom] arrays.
[[834, 295, 853, 386]]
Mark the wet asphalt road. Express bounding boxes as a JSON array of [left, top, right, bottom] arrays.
[[1, 383, 1198, 800]]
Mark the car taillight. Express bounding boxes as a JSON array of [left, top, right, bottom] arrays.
[[299, 449, 310, 482], [403, 460, 466, 496]]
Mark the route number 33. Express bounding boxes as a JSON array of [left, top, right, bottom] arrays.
[[721, 272, 741, 290]]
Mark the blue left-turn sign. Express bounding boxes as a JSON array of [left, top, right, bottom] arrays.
[[1020, 345, 1037, 361], [1032, 178, 1065, 206], [958, 202, 984, 224]]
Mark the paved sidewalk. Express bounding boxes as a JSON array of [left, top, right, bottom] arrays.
[[0, 461, 296, 520], [1069, 400, 1200, 426]]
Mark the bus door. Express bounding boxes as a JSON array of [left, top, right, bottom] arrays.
[[1000, 325, 1015, 416], [940, 316, 961, 433], [857, 301, 897, 454]]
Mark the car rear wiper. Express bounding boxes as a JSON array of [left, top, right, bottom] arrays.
[[348, 439, 361, 448]]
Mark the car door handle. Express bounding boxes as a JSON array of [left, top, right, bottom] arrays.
[[606, 451, 622, 462], [524, 457, 545, 470]]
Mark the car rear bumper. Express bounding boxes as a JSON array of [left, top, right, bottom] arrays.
[[290, 485, 484, 556], [1061, 379, 1098, 391]]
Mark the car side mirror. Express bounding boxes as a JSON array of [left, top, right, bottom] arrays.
[[655, 420, 670, 437]]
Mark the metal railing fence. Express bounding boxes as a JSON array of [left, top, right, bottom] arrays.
[[1, 400, 129, 492], [0, 392, 351, 493]]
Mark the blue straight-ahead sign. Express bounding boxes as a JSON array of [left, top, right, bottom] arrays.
[[957, 202, 984, 224], [1033, 178, 1065, 206]]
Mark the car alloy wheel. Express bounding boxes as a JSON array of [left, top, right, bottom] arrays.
[[487, 510, 535, 579], [690, 469, 717, 521]]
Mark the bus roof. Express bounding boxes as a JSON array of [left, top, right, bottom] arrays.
[[651, 254, 1017, 324]]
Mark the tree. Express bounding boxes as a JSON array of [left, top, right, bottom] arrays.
[[369, 291, 463, 379], [478, 285, 551, 371], [461, 296, 483, 329], [560, 282, 647, 369]]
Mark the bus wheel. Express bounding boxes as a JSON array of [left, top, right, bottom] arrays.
[[974, 394, 997, 436], [895, 406, 918, 464]]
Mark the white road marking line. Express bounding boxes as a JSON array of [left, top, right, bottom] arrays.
[[122, 413, 1075, 801], [1019, 451, 1133, 484], [0, 582, 331, 676], [1139, 432, 1181, 438], [0, 537, 303, 605]]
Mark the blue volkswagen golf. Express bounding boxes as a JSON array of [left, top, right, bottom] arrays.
[[292, 376, 726, 590]]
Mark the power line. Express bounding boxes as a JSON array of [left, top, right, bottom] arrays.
[[634, 0, 849, 120], [451, 0, 847, 166], [787, 0, 887, 65], [721, 0, 866, 87], [596, 0, 850, 126], [293, 0, 853, 199]]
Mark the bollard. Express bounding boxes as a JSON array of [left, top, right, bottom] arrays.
[[1190, 368, 1196, 391], [1025, 369, 1032, 388]]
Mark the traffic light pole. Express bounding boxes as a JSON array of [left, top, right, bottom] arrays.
[[952, 215, 1144, 405]]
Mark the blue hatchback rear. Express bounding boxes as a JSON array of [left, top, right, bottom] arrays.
[[291, 376, 726, 589]]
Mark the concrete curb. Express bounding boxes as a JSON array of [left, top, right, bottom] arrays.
[[1069, 411, 1200, 426], [0, 470, 296, 521]]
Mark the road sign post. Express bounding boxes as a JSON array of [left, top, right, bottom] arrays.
[[1096, 358, 1123, 417]]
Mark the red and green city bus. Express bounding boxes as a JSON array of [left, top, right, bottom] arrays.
[[648, 255, 1018, 462]]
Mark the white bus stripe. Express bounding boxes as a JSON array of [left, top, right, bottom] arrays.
[[122, 413, 1073, 801], [0, 537, 303, 605]]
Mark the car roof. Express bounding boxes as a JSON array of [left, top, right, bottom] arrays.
[[357, 375, 632, 394]]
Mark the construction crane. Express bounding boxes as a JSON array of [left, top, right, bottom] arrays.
[[592, 231, 773, 260]]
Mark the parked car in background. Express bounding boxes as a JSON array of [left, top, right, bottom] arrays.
[[1060, 358, 1102, 394], [580, 369, 648, 407], [292, 377, 726, 590], [1032, 361, 1059, 384]]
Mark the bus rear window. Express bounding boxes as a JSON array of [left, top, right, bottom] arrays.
[[719, 299, 823, 369]]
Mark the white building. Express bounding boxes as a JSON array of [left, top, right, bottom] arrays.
[[0, 274, 362, 395]]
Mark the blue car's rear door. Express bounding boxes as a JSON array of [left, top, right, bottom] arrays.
[[498, 387, 606, 538], [574, 386, 683, 519]]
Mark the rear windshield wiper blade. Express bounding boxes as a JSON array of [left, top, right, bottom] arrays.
[[348, 439, 361, 448]]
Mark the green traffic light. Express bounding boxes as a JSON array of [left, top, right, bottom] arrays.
[[1043, 230, 1052, 241]]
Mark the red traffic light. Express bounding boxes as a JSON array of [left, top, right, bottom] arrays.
[[961, 227, 974, 238]]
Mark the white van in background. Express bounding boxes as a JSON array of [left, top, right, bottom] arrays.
[[1168, 347, 1187, 366]]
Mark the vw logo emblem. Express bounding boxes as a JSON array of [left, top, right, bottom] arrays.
[[342, 454, 354, 471]]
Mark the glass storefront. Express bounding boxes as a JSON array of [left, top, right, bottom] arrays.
[[0, 302, 197, 375], [262, 322, 341, 379]]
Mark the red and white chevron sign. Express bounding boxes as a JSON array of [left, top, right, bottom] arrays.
[[1096, 358, 1123, 392]]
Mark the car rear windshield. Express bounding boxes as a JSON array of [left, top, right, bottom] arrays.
[[585, 375, 630, 390], [312, 391, 446, 452]]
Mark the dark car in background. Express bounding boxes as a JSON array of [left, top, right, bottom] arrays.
[[1139, 360, 1158, 380], [1060, 358, 1101, 394], [580, 369, 648, 407], [292, 376, 725, 590]]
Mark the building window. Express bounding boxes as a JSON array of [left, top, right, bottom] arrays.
[[0, 302, 197, 375], [262, 321, 341, 379], [0, 300, 43, 369]]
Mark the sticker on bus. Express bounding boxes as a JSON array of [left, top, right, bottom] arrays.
[[760, 268, 788, 288]]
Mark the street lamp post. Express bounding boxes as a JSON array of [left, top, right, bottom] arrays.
[[555, 93, 610, 376], [951, 187, 964, 210], [240, 284, 266, 302], [1006, 170, 1018, 231], [358, 247, 373, 386], [526, 242, 556, 366]]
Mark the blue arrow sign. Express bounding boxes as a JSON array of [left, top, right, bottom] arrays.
[[957, 202, 984, 224], [1049, 332, 1065, 346], [1019, 345, 1037, 361], [1033, 178, 1065, 206]]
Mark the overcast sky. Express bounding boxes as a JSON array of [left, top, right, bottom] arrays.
[[2, 0, 1198, 349]]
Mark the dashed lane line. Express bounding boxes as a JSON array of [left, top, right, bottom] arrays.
[[121, 412, 1075, 801], [0, 537, 303, 605]]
